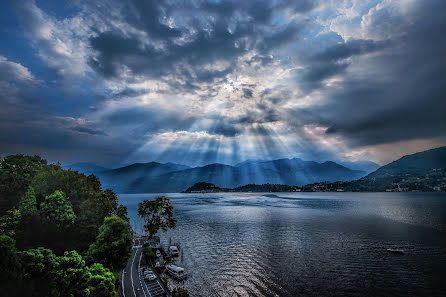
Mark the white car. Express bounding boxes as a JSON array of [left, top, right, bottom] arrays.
[[144, 272, 157, 281], [143, 269, 153, 276], [155, 250, 161, 257]]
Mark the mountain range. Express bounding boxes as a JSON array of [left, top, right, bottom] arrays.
[[302, 146, 446, 192], [64, 158, 379, 193]]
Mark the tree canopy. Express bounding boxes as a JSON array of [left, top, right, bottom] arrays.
[[87, 216, 132, 270], [0, 154, 47, 213], [142, 243, 155, 258], [138, 196, 177, 238], [18, 186, 37, 216], [18, 248, 118, 297], [40, 190, 76, 229], [113, 204, 130, 223], [0, 154, 127, 297], [0, 208, 21, 238]]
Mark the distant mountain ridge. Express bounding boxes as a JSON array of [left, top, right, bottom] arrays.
[[337, 160, 380, 174], [92, 158, 367, 193], [64, 147, 446, 193], [366, 146, 446, 179], [303, 146, 446, 192], [62, 162, 109, 175]]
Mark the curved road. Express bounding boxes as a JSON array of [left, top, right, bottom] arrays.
[[122, 238, 151, 297]]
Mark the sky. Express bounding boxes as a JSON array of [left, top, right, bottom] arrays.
[[0, 0, 445, 167]]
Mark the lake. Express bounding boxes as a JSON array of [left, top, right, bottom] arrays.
[[118, 192, 446, 297]]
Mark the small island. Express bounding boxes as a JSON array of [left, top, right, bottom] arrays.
[[182, 182, 301, 193]]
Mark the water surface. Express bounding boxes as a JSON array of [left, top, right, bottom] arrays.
[[119, 192, 446, 297]]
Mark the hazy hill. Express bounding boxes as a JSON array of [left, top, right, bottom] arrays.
[[62, 162, 110, 175], [97, 158, 366, 193], [96, 162, 190, 192], [304, 146, 446, 192], [338, 160, 380, 174], [365, 146, 446, 180]]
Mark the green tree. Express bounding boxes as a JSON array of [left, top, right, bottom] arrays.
[[19, 248, 118, 297], [172, 287, 190, 297], [19, 246, 57, 276], [40, 190, 76, 228], [18, 186, 37, 215], [31, 165, 119, 251], [51, 250, 90, 297], [19, 247, 58, 295], [0, 235, 20, 279], [113, 204, 130, 223], [142, 243, 155, 259], [0, 208, 21, 238], [87, 216, 132, 270], [87, 263, 119, 297], [0, 154, 46, 213], [138, 196, 176, 238]]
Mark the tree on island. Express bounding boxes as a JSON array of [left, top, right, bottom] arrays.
[[138, 196, 176, 238]]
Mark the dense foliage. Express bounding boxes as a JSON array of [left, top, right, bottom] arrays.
[[0, 208, 21, 238], [40, 190, 76, 228], [172, 287, 190, 297], [113, 204, 130, 223], [87, 216, 132, 270], [18, 186, 38, 215], [138, 196, 176, 238], [182, 182, 301, 193], [0, 155, 47, 213], [142, 243, 155, 258], [0, 154, 132, 296]]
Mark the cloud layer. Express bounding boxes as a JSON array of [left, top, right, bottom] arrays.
[[1, 0, 445, 166]]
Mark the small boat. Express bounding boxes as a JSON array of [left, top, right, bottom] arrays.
[[387, 248, 404, 254], [165, 264, 187, 280], [169, 245, 179, 257]]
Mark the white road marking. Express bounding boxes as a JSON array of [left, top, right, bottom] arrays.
[[130, 239, 138, 297], [122, 269, 126, 297]]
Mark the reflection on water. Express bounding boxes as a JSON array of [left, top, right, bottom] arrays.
[[119, 192, 446, 297]]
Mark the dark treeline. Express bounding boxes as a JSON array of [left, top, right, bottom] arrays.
[[0, 154, 132, 297], [182, 182, 300, 193]]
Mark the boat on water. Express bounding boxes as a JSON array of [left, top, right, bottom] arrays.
[[165, 264, 187, 280], [387, 248, 404, 254], [169, 245, 179, 257]]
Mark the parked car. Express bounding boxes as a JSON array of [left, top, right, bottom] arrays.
[[156, 249, 161, 257], [144, 272, 157, 281]]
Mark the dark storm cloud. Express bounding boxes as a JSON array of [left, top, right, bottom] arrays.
[[113, 88, 148, 99], [242, 88, 253, 98], [312, 0, 446, 147], [301, 62, 348, 83], [210, 121, 242, 137], [310, 39, 390, 63], [298, 39, 389, 92], [87, 0, 309, 87], [71, 126, 107, 136], [103, 106, 198, 137]]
